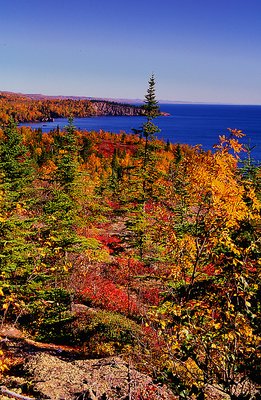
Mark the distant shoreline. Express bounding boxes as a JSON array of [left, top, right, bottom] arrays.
[[1, 90, 261, 107]]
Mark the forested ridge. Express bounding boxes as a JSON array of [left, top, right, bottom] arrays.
[[0, 91, 144, 123], [0, 81, 260, 399]]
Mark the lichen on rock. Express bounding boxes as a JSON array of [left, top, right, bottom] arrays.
[[25, 353, 176, 400]]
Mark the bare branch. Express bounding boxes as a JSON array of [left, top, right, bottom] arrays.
[[0, 386, 37, 400]]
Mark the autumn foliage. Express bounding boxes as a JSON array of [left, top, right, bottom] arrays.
[[0, 91, 143, 123], [0, 117, 260, 398]]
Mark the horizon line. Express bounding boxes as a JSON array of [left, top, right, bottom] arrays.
[[1, 89, 261, 107]]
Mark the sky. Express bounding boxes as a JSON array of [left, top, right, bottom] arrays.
[[0, 0, 261, 104]]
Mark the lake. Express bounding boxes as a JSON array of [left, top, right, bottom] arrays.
[[20, 103, 261, 162]]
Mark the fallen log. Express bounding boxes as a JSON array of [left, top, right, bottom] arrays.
[[0, 386, 37, 400]]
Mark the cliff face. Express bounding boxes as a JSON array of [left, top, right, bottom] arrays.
[[90, 100, 145, 116], [0, 91, 145, 123], [0, 91, 170, 123]]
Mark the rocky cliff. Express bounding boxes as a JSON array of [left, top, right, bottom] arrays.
[[0, 91, 146, 123], [90, 100, 145, 116]]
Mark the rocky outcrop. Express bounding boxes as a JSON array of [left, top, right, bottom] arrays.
[[1, 332, 177, 400], [24, 353, 177, 400], [90, 101, 145, 116], [90, 101, 170, 117]]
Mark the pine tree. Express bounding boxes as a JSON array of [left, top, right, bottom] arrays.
[[0, 118, 33, 206], [0, 119, 37, 323], [55, 117, 79, 191], [142, 74, 161, 167], [143, 74, 160, 121], [124, 76, 162, 261]]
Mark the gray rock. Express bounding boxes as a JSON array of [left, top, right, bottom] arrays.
[[25, 353, 176, 400]]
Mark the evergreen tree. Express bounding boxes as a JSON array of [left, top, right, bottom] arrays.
[[0, 118, 33, 206], [125, 76, 162, 261], [55, 117, 79, 191], [142, 74, 161, 167], [143, 74, 160, 121], [0, 119, 37, 323]]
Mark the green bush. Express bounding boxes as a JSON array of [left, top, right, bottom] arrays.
[[71, 309, 142, 356], [20, 288, 75, 343]]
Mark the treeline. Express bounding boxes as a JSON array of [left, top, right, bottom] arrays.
[[0, 91, 144, 123], [0, 116, 260, 398]]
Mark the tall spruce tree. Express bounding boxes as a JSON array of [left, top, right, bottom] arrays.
[[142, 74, 161, 167], [0, 118, 33, 206], [125, 76, 161, 261], [143, 74, 160, 120], [0, 119, 37, 323], [55, 117, 79, 191]]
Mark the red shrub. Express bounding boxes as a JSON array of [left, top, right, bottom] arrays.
[[138, 287, 160, 306], [81, 274, 138, 315]]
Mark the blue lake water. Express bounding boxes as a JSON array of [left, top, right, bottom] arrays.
[[20, 103, 261, 162]]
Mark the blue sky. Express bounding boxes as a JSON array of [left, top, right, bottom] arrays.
[[0, 0, 261, 104]]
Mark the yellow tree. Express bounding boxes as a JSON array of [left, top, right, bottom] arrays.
[[146, 132, 260, 399]]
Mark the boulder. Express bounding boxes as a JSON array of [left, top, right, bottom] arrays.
[[25, 353, 176, 400]]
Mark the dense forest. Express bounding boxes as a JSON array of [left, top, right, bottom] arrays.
[[0, 79, 260, 399], [0, 91, 144, 123]]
